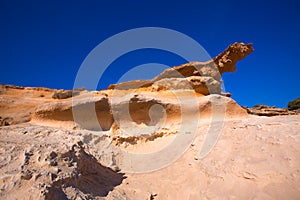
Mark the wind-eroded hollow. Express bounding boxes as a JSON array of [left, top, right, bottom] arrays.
[[35, 98, 114, 131], [128, 98, 166, 126]]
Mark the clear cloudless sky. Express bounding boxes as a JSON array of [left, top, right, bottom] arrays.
[[0, 0, 299, 107]]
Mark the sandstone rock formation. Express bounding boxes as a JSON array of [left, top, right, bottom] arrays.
[[1, 42, 300, 199], [244, 104, 298, 116], [109, 42, 254, 94], [152, 76, 221, 95], [1, 104, 300, 199], [0, 84, 87, 126], [153, 42, 253, 79], [32, 42, 253, 133]]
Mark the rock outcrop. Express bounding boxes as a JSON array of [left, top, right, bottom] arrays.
[[152, 76, 221, 95], [288, 97, 300, 111], [153, 42, 253, 80], [109, 42, 254, 95], [244, 104, 298, 116], [3, 42, 300, 199], [30, 42, 252, 133]]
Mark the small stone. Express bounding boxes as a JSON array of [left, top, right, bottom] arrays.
[[50, 173, 57, 181], [150, 193, 157, 200], [25, 152, 33, 157], [49, 151, 57, 159], [49, 160, 57, 166], [21, 170, 32, 180]]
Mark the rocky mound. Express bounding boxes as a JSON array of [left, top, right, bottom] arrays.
[[1, 42, 300, 199], [0, 84, 86, 126], [31, 42, 252, 139]]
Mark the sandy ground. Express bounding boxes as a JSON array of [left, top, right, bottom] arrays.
[[0, 85, 299, 199]]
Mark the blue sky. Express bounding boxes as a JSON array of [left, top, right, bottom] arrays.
[[0, 0, 299, 107]]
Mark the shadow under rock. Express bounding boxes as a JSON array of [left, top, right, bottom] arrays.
[[45, 144, 126, 199]]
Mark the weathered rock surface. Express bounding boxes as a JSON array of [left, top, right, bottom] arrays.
[[288, 97, 300, 111], [1, 42, 300, 199], [108, 42, 254, 94], [0, 84, 88, 127], [152, 76, 221, 95], [153, 42, 253, 80], [1, 114, 300, 199], [52, 90, 74, 99], [0, 124, 126, 200], [244, 104, 298, 116], [33, 90, 247, 132]]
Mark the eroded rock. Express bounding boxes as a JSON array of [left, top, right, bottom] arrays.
[[244, 104, 297, 116], [288, 97, 300, 111], [108, 42, 253, 95], [152, 76, 221, 95]]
